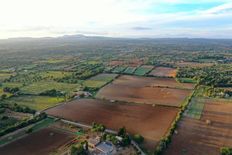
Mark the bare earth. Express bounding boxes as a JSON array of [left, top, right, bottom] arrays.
[[0, 127, 75, 155], [45, 99, 179, 149], [149, 67, 177, 77], [96, 75, 193, 107], [164, 99, 232, 155]]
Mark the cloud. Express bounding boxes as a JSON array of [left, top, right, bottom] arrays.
[[202, 2, 232, 14], [0, 0, 231, 38], [132, 26, 152, 30]]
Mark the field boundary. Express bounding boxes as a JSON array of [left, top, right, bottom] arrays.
[[0, 116, 54, 147], [154, 84, 197, 154]]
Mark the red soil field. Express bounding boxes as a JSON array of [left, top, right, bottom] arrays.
[[46, 99, 179, 149], [109, 60, 125, 66], [164, 99, 232, 155], [109, 59, 144, 67], [149, 67, 177, 77], [0, 127, 75, 155], [96, 75, 193, 107]]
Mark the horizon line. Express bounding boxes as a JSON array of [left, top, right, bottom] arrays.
[[1, 34, 232, 41]]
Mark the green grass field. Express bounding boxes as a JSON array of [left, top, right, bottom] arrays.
[[123, 67, 136, 74], [38, 59, 66, 64], [194, 86, 210, 97], [134, 65, 153, 76], [30, 117, 55, 132], [1, 82, 24, 88], [112, 66, 127, 73], [2, 96, 65, 111], [178, 78, 197, 83], [0, 73, 14, 82], [39, 71, 72, 79], [0, 88, 12, 98], [83, 80, 106, 88], [83, 73, 117, 88], [20, 81, 80, 95], [185, 97, 206, 119]]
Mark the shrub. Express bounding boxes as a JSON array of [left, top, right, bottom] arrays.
[[91, 122, 105, 132], [220, 147, 232, 155], [39, 89, 64, 97], [133, 134, 144, 144], [0, 113, 47, 137], [118, 127, 126, 137], [26, 128, 33, 134], [70, 144, 86, 155]]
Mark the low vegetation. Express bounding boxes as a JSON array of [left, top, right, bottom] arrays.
[[134, 65, 153, 76], [2, 96, 65, 111], [221, 147, 232, 155], [0, 113, 47, 137]]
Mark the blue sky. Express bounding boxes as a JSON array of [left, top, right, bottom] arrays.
[[0, 0, 232, 38], [139, 2, 222, 14]]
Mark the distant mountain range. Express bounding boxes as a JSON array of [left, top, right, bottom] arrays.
[[2, 34, 232, 41]]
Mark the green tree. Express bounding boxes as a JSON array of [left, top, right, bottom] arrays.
[[118, 127, 126, 137], [1, 94, 7, 100], [133, 134, 144, 144], [221, 147, 232, 155], [70, 144, 86, 155]]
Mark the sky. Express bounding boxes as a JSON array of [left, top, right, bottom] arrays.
[[0, 0, 232, 39]]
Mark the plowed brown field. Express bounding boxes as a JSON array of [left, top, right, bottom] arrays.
[[96, 75, 193, 107], [164, 98, 232, 155], [0, 127, 75, 155], [46, 99, 179, 149], [149, 67, 177, 77]]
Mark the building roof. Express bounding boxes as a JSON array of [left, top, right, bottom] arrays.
[[88, 137, 100, 146], [96, 142, 113, 154]]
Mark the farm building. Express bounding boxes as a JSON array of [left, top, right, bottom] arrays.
[[88, 136, 101, 149], [96, 142, 114, 155], [88, 137, 115, 155]]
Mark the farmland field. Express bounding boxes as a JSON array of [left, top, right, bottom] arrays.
[[176, 61, 214, 68], [112, 66, 127, 73], [20, 81, 80, 95], [0, 127, 75, 155], [0, 32, 232, 155], [0, 88, 12, 98], [109, 60, 125, 66], [83, 73, 118, 89], [134, 65, 154, 76], [164, 98, 232, 155], [29, 117, 55, 132], [45, 99, 179, 150], [185, 97, 206, 119], [39, 71, 72, 79], [123, 67, 136, 74], [149, 67, 177, 77], [96, 75, 193, 107], [0, 73, 14, 82], [1, 82, 23, 88], [2, 96, 65, 111], [177, 78, 197, 84]]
